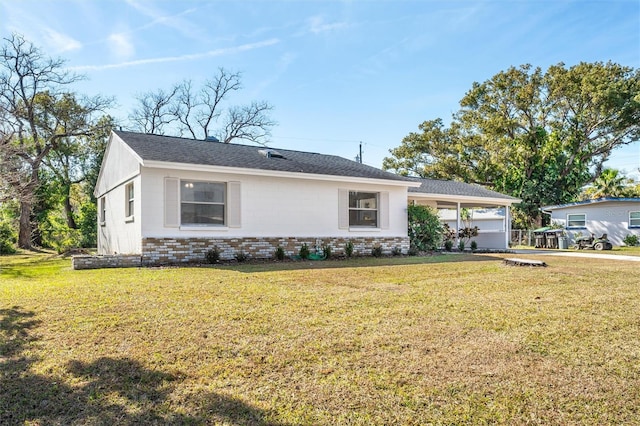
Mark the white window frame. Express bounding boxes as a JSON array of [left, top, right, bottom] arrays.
[[125, 182, 134, 221], [567, 213, 586, 228], [180, 180, 226, 226], [349, 191, 379, 228], [629, 211, 640, 228]]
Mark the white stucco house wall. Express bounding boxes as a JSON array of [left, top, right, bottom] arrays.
[[94, 131, 423, 263], [541, 198, 640, 246]]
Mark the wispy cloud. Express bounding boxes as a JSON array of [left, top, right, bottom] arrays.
[[70, 38, 280, 71], [41, 28, 82, 53], [108, 32, 135, 60], [125, 0, 207, 42], [306, 15, 349, 35], [253, 52, 297, 96]]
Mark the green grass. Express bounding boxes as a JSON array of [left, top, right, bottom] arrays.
[[612, 245, 640, 255], [2, 251, 640, 425]]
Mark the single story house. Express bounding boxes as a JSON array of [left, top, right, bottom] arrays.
[[90, 131, 520, 266], [94, 130, 423, 264], [408, 179, 520, 249], [541, 197, 640, 246]]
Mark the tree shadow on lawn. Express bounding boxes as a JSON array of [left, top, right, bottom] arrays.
[[0, 307, 289, 426], [211, 252, 505, 274]]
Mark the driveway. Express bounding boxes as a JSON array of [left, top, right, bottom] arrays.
[[513, 249, 640, 262]]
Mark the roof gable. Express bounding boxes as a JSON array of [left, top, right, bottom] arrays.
[[94, 132, 143, 197], [114, 130, 412, 183]]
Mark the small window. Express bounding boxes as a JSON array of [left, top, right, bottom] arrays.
[[630, 211, 640, 228], [181, 181, 226, 225], [100, 197, 106, 225], [125, 182, 134, 218], [349, 191, 378, 227], [567, 213, 586, 228]]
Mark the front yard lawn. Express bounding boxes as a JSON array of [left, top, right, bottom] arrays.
[[1, 252, 639, 425]]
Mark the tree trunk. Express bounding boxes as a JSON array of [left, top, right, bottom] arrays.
[[18, 200, 33, 249], [64, 192, 78, 229]]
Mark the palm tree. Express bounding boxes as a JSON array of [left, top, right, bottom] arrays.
[[586, 169, 628, 199]]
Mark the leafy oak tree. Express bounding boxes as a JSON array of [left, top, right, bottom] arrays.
[[129, 68, 276, 144], [384, 62, 640, 227], [0, 33, 112, 249]]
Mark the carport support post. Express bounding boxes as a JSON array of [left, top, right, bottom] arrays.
[[505, 205, 510, 248], [456, 202, 461, 247]]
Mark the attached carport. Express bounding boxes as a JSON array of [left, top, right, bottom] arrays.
[[407, 178, 521, 249]]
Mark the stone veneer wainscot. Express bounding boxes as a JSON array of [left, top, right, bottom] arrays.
[[73, 237, 409, 269], [141, 236, 410, 265]]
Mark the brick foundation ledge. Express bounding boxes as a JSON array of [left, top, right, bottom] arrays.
[[72, 254, 142, 270]]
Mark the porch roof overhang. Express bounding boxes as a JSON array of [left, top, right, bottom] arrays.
[[408, 193, 520, 209], [407, 177, 520, 208]]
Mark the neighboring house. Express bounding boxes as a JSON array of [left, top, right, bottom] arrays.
[[408, 178, 520, 249], [541, 198, 640, 246], [95, 131, 422, 263]]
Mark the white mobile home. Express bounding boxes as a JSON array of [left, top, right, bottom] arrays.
[[541, 198, 640, 246]]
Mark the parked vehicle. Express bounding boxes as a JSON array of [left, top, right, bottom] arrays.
[[573, 233, 613, 250]]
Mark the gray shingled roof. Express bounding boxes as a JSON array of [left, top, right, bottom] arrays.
[[408, 177, 519, 200], [115, 130, 411, 182]]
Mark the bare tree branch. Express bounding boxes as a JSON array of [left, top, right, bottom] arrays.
[[221, 101, 275, 144], [126, 68, 276, 144]]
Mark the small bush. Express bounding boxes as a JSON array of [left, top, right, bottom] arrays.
[[623, 234, 639, 247], [235, 251, 248, 262], [0, 221, 17, 255], [345, 240, 354, 258], [470, 240, 478, 251], [457, 240, 466, 251], [322, 244, 332, 259], [371, 245, 383, 257], [299, 243, 310, 260], [408, 245, 419, 256], [205, 247, 220, 264], [444, 240, 453, 252], [391, 246, 402, 256], [274, 246, 286, 260]]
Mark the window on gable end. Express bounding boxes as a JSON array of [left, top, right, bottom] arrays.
[[125, 182, 134, 220], [100, 197, 106, 225]]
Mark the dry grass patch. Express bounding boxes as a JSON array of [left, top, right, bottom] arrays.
[[1, 252, 639, 424]]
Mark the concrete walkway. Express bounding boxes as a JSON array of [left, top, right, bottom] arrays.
[[512, 249, 640, 262]]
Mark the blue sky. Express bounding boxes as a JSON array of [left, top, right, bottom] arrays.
[[1, 0, 639, 178]]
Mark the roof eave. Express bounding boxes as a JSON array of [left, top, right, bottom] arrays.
[[541, 197, 640, 211], [142, 160, 420, 187]]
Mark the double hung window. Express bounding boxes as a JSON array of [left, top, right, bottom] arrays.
[[125, 182, 134, 218], [181, 181, 226, 225], [349, 191, 378, 227]]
